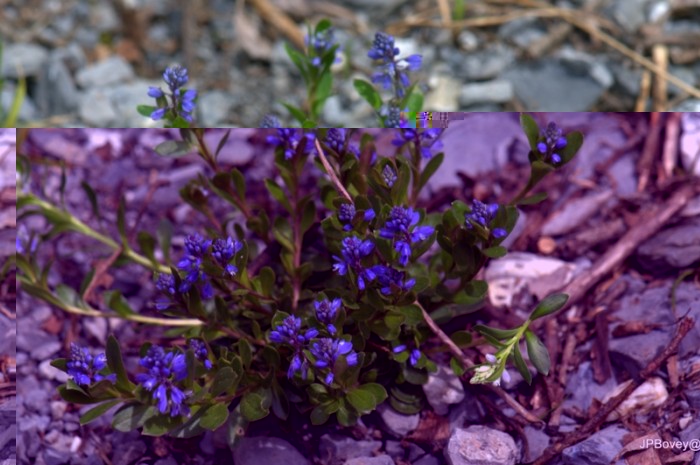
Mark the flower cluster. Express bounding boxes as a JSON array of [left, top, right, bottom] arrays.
[[382, 104, 411, 128], [337, 203, 376, 231], [314, 298, 341, 334], [537, 122, 568, 164], [16, 224, 38, 255], [189, 339, 212, 370], [259, 114, 281, 128], [212, 236, 243, 276], [147, 65, 197, 123], [368, 32, 422, 99], [66, 344, 116, 386], [267, 129, 317, 160], [379, 206, 434, 266], [310, 338, 358, 384], [307, 27, 341, 68], [332, 236, 377, 290], [393, 344, 422, 367], [478, 353, 511, 387], [372, 265, 416, 295], [465, 200, 507, 239], [382, 165, 397, 187], [177, 233, 213, 298], [136, 345, 190, 417], [392, 129, 444, 159]]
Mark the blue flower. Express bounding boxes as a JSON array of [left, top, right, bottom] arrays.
[[392, 129, 444, 159], [267, 129, 316, 160], [154, 273, 176, 310], [383, 103, 411, 128], [368, 32, 422, 99], [184, 233, 211, 257], [16, 224, 38, 255], [136, 345, 190, 417], [260, 114, 281, 128], [176, 235, 214, 299], [269, 316, 317, 379], [393, 344, 422, 367], [147, 65, 197, 123], [372, 265, 416, 295], [338, 204, 376, 231], [379, 206, 434, 266], [307, 27, 341, 68], [314, 298, 342, 334], [382, 165, 398, 187], [324, 128, 347, 154], [189, 339, 212, 370], [66, 343, 116, 386], [332, 236, 377, 290], [309, 338, 358, 384], [537, 122, 567, 165], [465, 200, 507, 240], [212, 236, 243, 276]]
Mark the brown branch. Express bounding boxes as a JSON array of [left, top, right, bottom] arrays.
[[83, 246, 124, 304], [533, 317, 695, 465], [314, 139, 353, 203]]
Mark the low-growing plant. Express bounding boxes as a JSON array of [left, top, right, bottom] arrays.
[[137, 19, 423, 128], [17, 118, 583, 446], [0, 41, 27, 128]]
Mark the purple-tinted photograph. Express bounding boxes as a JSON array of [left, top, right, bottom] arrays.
[[0, 129, 17, 464], [15, 117, 700, 465]]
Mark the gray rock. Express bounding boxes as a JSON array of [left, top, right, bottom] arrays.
[[377, 402, 420, 437], [197, 91, 235, 126], [18, 414, 50, 434], [637, 217, 700, 272], [344, 456, 395, 465], [498, 17, 547, 48], [561, 425, 627, 465], [542, 190, 614, 236], [30, 340, 62, 362], [111, 440, 147, 465], [673, 99, 700, 112], [425, 74, 460, 112], [322, 95, 352, 127], [75, 56, 134, 88], [104, 81, 161, 127], [44, 447, 71, 465], [422, 365, 465, 415], [36, 58, 80, 116], [414, 455, 441, 465], [448, 395, 486, 433], [459, 80, 513, 106], [461, 44, 515, 81], [1, 85, 38, 122], [563, 362, 617, 412], [384, 440, 404, 459], [556, 47, 614, 89], [457, 31, 480, 51], [610, 63, 643, 97], [608, 0, 653, 33], [521, 427, 550, 463], [445, 426, 519, 465], [319, 434, 381, 464], [668, 66, 697, 97], [1, 43, 49, 78], [79, 88, 118, 126], [89, 2, 120, 32], [503, 61, 606, 111], [233, 436, 311, 465]]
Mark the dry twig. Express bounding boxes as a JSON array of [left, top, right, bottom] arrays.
[[314, 139, 353, 203]]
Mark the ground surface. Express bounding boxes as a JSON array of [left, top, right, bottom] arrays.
[[15, 117, 700, 465], [2, 0, 700, 127]]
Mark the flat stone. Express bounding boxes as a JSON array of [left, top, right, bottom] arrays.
[[461, 44, 516, 80], [422, 365, 465, 415], [562, 425, 627, 465], [541, 190, 614, 236], [445, 425, 519, 465], [563, 361, 618, 412], [233, 436, 311, 465], [79, 88, 118, 126], [344, 456, 395, 465], [111, 440, 147, 465], [414, 455, 441, 465], [637, 217, 700, 272], [609, 0, 654, 33], [425, 75, 460, 112], [319, 434, 381, 464], [43, 447, 71, 465], [556, 47, 614, 89], [459, 80, 513, 106], [521, 427, 550, 463], [198, 90, 235, 126], [377, 402, 420, 437], [36, 58, 81, 115], [1, 42, 49, 78], [503, 61, 605, 111], [75, 56, 134, 88]]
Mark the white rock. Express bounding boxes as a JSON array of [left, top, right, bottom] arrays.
[[484, 252, 590, 307], [445, 426, 519, 465], [459, 80, 514, 106], [422, 365, 465, 415], [425, 75, 460, 111], [377, 403, 420, 437], [681, 113, 700, 176], [601, 377, 668, 421]]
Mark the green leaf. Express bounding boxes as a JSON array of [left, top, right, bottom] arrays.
[[112, 404, 155, 432], [520, 113, 540, 151], [81, 181, 101, 219], [214, 129, 232, 160], [405, 90, 423, 114], [358, 383, 387, 405], [137, 105, 156, 118], [258, 267, 275, 297], [240, 392, 269, 421], [353, 79, 382, 110], [482, 245, 507, 258], [513, 343, 533, 385], [314, 18, 332, 34], [529, 293, 569, 321], [157, 219, 173, 263], [284, 43, 309, 83], [264, 179, 292, 212], [51, 358, 68, 372], [105, 290, 135, 317], [302, 119, 318, 128], [200, 403, 230, 430], [310, 404, 331, 425], [154, 140, 192, 158], [57, 384, 95, 404], [450, 330, 472, 347], [116, 198, 128, 245], [346, 388, 376, 413], [559, 131, 584, 164], [282, 103, 308, 125], [230, 168, 246, 198], [301, 199, 316, 234], [80, 400, 121, 425], [525, 329, 550, 375], [106, 335, 134, 392], [211, 366, 240, 397], [238, 340, 252, 369], [418, 152, 443, 190], [473, 324, 519, 340], [137, 231, 157, 264], [313, 72, 333, 113], [517, 191, 548, 205], [450, 357, 466, 376]]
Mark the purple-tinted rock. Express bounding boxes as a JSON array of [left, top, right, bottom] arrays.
[[637, 217, 700, 272], [561, 425, 627, 465]]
